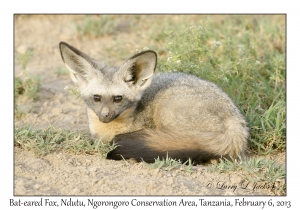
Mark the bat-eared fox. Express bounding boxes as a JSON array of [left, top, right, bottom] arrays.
[[59, 42, 249, 164]]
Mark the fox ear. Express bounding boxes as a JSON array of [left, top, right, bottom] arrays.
[[59, 42, 100, 87], [119, 50, 157, 89]]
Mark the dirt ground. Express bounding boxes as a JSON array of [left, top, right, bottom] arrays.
[[14, 15, 285, 196]]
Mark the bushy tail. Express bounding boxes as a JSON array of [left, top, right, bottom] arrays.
[[107, 119, 249, 164]]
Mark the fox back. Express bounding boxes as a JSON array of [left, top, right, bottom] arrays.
[[59, 42, 249, 164]]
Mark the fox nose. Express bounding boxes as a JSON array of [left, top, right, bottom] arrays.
[[101, 107, 110, 118], [98, 106, 115, 123]]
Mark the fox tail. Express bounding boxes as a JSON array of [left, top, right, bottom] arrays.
[[107, 121, 249, 163]]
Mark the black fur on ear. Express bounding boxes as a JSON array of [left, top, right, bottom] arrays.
[[120, 50, 157, 88], [59, 42, 103, 85]]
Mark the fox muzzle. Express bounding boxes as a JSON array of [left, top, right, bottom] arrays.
[[98, 107, 115, 123]]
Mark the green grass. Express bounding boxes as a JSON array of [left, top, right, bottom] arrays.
[[15, 50, 40, 101], [16, 49, 33, 70], [15, 50, 41, 118], [210, 157, 285, 182], [14, 73, 41, 102], [14, 126, 116, 158], [143, 153, 194, 172], [76, 15, 136, 37]]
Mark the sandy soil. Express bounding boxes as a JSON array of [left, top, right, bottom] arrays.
[[14, 15, 285, 196]]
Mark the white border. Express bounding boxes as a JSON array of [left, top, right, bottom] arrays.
[[2, 0, 299, 209]]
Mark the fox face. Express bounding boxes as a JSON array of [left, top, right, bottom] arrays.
[[59, 42, 157, 123], [79, 71, 143, 123]]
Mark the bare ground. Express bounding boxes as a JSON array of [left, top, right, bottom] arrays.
[[14, 15, 285, 196]]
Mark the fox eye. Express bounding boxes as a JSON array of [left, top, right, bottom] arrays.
[[113, 95, 123, 103], [93, 95, 101, 102]]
